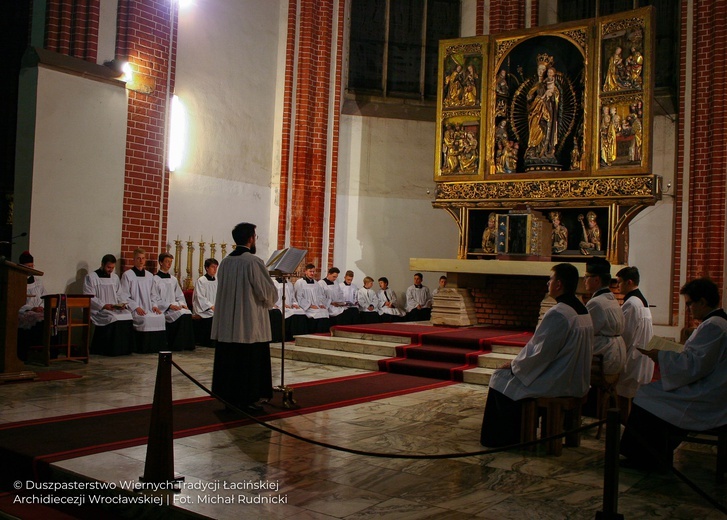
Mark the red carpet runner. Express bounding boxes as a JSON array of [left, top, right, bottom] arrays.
[[332, 324, 532, 381]]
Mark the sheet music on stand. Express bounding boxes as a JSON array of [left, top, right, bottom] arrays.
[[266, 247, 307, 275]]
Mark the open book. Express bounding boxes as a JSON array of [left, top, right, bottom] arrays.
[[266, 247, 307, 275], [639, 335, 684, 353]]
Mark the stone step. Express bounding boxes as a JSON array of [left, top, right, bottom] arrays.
[[331, 329, 414, 344], [270, 343, 385, 371], [461, 367, 495, 386], [491, 343, 524, 355], [477, 352, 517, 368], [293, 334, 404, 357]]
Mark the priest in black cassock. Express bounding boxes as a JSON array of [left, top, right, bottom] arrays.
[[211, 222, 277, 412]]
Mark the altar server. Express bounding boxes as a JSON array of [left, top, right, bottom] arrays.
[[17, 251, 46, 360], [119, 248, 166, 353], [357, 276, 381, 324], [152, 252, 195, 351], [405, 273, 432, 321], [193, 258, 218, 347], [481, 263, 593, 447], [377, 277, 406, 322], [339, 270, 359, 309], [294, 264, 330, 333], [83, 254, 133, 356], [320, 267, 358, 326], [584, 258, 627, 375], [270, 276, 308, 342], [620, 277, 727, 471], [615, 266, 654, 402]]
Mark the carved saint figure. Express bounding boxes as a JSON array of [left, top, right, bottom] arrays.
[[495, 68, 509, 97], [579, 211, 601, 255], [482, 213, 497, 253], [600, 105, 616, 166], [603, 46, 626, 91], [550, 211, 568, 254], [462, 65, 479, 106], [626, 104, 643, 162], [525, 60, 560, 160], [444, 65, 464, 107], [626, 47, 643, 88]]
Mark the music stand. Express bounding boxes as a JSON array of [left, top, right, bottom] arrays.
[[266, 247, 307, 408]]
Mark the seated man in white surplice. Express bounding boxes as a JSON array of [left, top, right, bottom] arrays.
[[83, 254, 134, 356], [152, 252, 195, 351], [119, 247, 167, 353], [480, 263, 594, 447]]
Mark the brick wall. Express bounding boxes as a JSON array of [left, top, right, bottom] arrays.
[[473, 275, 548, 328], [116, 0, 178, 270], [277, 0, 337, 270], [672, 0, 727, 323], [45, 0, 99, 61], [488, 0, 527, 34]]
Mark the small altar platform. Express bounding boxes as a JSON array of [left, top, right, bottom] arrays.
[[410, 258, 625, 327]]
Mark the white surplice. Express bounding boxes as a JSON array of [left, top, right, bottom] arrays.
[[193, 275, 217, 318], [339, 281, 359, 307], [616, 291, 655, 398], [119, 269, 166, 332], [489, 300, 594, 401], [357, 287, 379, 314], [377, 288, 406, 317], [83, 271, 132, 326], [405, 285, 432, 312], [272, 278, 306, 318], [633, 311, 727, 431], [319, 279, 346, 317], [294, 278, 330, 319], [152, 274, 192, 323], [586, 289, 627, 375]]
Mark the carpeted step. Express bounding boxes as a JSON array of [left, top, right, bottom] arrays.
[[380, 358, 467, 380], [394, 344, 482, 363]]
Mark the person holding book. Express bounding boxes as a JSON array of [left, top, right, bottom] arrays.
[[339, 270, 359, 310], [83, 254, 134, 356], [294, 263, 330, 333], [319, 267, 357, 327], [620, 277, 727, 471], [270, 275, 308, 342]]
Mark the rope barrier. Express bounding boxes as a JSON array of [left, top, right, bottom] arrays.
[[169, 357, 727, 516]]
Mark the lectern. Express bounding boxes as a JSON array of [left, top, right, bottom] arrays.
[[0, 259, 40, 381]]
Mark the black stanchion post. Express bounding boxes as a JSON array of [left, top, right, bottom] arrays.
[[140, 351, 184, 486], [596, 409, 623, 520]]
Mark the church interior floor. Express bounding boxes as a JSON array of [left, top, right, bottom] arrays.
[[2, 348, 725, 520]]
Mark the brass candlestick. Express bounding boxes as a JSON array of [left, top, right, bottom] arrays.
[[221, 242, 227, 258], [184, 239, 194, 290], [174, 238, 183, 284], [198, 238, 206, 279], [210, 237, 216, 259]]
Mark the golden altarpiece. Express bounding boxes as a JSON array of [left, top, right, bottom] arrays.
[[433, 7, 659, 265]]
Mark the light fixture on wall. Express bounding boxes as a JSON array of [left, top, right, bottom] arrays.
[[168, 95, 187, 172]]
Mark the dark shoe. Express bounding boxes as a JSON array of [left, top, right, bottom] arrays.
[[244, 403, 264, 412]]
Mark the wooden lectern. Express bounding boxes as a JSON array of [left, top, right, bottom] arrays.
[[0, 259, 40, 382]]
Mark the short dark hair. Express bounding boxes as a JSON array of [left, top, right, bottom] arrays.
[[586, 257, 612, 286], [345, 270, 354, 277], [378, 277, 389, 285], [616, 266, 640, 285], [439, 275, 447, 281], [305, 263, 316, 270], [231, 222, 256, 245], [552, 263, 580, 294], [204, 258, 219, 269], [414, 273, 423, 279], [328, 267, 340, 275], [158, 252, 173, 263], [680, 278, 721, 308], [101, 254, 117, 265]]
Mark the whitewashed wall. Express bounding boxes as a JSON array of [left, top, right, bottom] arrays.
[[16, 67, 127, 293], [336, 116, 459, 297], [166, 0, 284, 262]]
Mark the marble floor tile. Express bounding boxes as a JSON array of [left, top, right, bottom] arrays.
[[1, 349, 725, 519]]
